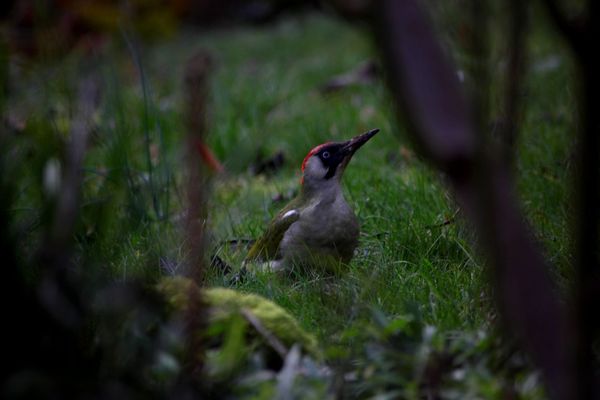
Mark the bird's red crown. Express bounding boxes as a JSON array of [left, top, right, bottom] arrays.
[[301, 142, 331, 172], [300, 142, 331, 184]]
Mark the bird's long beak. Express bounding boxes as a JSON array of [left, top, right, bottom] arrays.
[[341, 128, 379, 157]]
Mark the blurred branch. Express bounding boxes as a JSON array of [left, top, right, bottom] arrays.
[[466, 0, 490, 143], [500, 0, 529, 162], [39, 75, 101, 329], [49, 77, 100, 251], [372, 1, 574, 398], [540, 0, 587, 56], [3, 73, 103, 395], [183, 50, 213, 280], [564, 5, 598, 400], [372, 0, 476, 175], [181, 50, 214, 382], [573, 67, 600, 400], [539, 0, 600, 397]]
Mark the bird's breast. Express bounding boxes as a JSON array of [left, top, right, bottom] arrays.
[[280, 195, 359, 263]]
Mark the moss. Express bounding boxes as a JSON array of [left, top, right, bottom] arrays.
[[156, 276, 318, 357], [156, 275, 200, 312], [205, 287, 318, 356]]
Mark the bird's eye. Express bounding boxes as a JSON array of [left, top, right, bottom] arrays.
[[322, 151, 330, 159]]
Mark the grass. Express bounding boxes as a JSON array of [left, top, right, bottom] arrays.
[[188, 19, 485, 341], [5, 7, 575, 396]]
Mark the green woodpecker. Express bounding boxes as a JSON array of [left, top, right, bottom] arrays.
[[244, 128, 379, 274]]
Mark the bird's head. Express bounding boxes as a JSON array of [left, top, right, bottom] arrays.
[[301, 128, 379, 192]]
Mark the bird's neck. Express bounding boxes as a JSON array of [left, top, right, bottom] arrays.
[[301, 179, 343, 204]]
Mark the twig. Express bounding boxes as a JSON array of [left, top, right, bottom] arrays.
[[240, 308, 288, 359], [425, 209, 460, 230], [425, 218, 455, 230]]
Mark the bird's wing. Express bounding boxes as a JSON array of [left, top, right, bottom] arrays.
[[245, 205, 300, 262]]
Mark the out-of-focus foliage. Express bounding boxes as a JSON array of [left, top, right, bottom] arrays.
[[345, 310, 545, 399], [60, 0, 179, 38], [155, 276, 329, 399], [3, 0, 179, 58]]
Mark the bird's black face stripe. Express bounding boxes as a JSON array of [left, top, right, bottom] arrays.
[[317, 144, 345, 179]]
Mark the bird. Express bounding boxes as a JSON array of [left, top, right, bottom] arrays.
[[243, 128, 379, 275]]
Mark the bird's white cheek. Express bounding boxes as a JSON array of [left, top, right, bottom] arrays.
[[304, 157, 328, 178]]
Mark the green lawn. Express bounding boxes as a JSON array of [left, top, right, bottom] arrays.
[[196, 18, 480, 338], [5, 9, 574, 398]]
